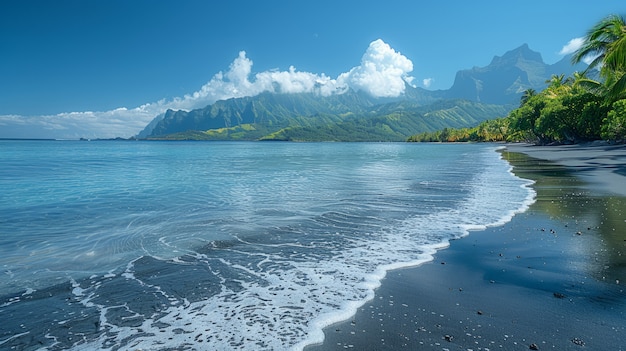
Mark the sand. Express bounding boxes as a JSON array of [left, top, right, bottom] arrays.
[[306, 142, 626, 351], [506, 142, 626, 197]]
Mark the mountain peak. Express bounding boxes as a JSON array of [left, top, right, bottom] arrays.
[[490, 43, 544, 66], [446, 43, 585, 105]]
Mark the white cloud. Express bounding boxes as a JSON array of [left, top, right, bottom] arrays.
[[559, 37, 598, 65], [0, 39, 415, 139], [422, 78, 434, 88], [184, 39, 414, 104], [559, 37, 584, 55], [338, 39, 415, 97], [0, 104, 163, 139], [171, 50, 346, 111]]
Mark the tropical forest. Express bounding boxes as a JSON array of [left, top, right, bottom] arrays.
[[408, 14, 626, 144]]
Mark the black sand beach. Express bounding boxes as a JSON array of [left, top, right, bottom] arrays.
[[306, 143, 626, 351]]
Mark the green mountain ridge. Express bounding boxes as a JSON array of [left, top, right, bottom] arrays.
[[140, 44, 587, 141], [146, 90, 379, 138], [260, 100, 510, 141]]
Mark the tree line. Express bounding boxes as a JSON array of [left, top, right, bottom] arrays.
[[409, 14, 626, 144]]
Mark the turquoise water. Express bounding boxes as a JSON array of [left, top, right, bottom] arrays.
[[0, 140, 534, 350]]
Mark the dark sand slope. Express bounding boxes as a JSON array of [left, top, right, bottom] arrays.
[[507, 143, 626, 197], [307, 143, 626, 351]]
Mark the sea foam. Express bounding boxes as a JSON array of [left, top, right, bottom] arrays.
[[0, 141, 534, 351]]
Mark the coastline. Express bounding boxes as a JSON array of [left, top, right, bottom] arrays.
[[505, 142, 626, 197], [305, 142, 626, 351]]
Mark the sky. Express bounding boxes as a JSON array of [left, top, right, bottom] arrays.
[[0, 0, 623, 139]]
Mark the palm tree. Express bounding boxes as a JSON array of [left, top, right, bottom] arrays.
[[544, 74, 569, 98], [572, 14, 626, 101], [570, 70, 604, 94], [571, 71, 586, 84], [520, 88, 536, 107], [546, 74, 566, 87]]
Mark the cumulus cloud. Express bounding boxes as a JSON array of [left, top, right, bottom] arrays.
[[0, 39, 415, 139], [179, 51, 344, 108], [0, 105, 163, 139], [184, 39, 414, 105], [422, 78, 434, 88], [338, 39, 415, 97], [559, 37, 584, 56], [559, 37, 598, 65]]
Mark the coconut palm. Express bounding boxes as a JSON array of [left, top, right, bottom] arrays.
[[544, 74, 569, 98], [572, 14, 626, 101], [569, 70, 605, 95], [520, 88, 536, 107], [573, 15, 626, 73]]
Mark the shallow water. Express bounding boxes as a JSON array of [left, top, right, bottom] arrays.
[[0, 141, 534, 350]]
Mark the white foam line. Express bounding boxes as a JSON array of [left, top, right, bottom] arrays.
[[293, 243, 445, 351], [0, 332, 30, 346], [235, 236, 315, 248], [295, 146, 537, 351], [48, 145, 537, 351]]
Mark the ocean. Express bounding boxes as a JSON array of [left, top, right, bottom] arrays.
[[0, 140, 534, 351]]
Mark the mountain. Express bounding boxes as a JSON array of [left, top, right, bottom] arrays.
[[260, 99, 510, 142], [143, 90, 510, 141], [136, 112, 166, 139], [146, 90, 380, 137], [138, 44, 587, 141], [444, 44, 588, 104]]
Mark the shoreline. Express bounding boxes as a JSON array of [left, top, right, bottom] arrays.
[[305, 143, 626, 350], [505, 142, 626, 197]]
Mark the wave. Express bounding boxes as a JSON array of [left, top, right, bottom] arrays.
[[0, 143, 535, 351]]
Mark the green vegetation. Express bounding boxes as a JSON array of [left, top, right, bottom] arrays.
[[149, 94, 510, 142], [409, 14, 626, 144], [147, 124, 272, 141], [261, 100, 510, 142], [147, 91, 373, 138], [407, 118, 512, 142]]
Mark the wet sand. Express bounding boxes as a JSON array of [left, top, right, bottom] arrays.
[[306, 143, 626, 351]]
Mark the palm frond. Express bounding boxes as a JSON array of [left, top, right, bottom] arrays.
[[607, 72, 626, 101]]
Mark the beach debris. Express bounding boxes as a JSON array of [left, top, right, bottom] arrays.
[[444, 334, 453, 342], [529, 343, 539, 350], [553, 292, 566, 299], [572, 337, 585, 346]]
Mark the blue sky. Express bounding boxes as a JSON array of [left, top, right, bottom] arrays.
[[0, 0, 623, 138]]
